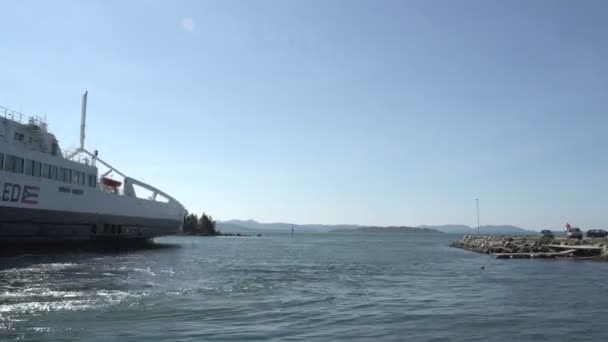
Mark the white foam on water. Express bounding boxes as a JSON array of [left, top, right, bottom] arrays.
[[0, 300, 96, 313], [160, 267, 176, 276], [132, 267, 156, 276], [95, 289, 142, 305], [0, 263, 78, 276], [0, 289, 85, 300]]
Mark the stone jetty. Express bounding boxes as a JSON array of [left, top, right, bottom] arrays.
[[451, 235, 608, 259]]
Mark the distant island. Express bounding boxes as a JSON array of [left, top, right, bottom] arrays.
[[183, 211, 220, 236], [214, 219, 538, 235], [182, 212, 260, 237], [332, 226, 443, 234], [418, 224, 537, 235]]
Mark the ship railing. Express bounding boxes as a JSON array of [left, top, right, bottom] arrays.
[[64, 151, 92, 166], [0, 105, 47, 130]]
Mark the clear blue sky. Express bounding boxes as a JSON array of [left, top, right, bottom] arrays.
[[1, 0, 607, 229]]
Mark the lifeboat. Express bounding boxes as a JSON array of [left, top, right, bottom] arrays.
[[101, 177, 122, 188]]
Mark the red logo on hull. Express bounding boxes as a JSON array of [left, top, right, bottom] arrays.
[[22, 185, 40, 204]]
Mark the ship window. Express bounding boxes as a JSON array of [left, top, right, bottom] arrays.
[[52, 166, 60, 181], [3, 155, 14, 172], [80, 172, 86, 185], [88, 174, 97, 187], [14, 156, 23, 173], [43, 164, 51, 178], [0, 154, 3, 170], [63, 168, 72, 183], [25, 159, 34, 176], [34, 161, 42, 177], [4, 155, 23, 173]]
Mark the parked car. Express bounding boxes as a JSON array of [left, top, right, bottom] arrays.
[[540, 230, 554, 238], [586, 229, 608, 238], [566, 227, 583, 240]]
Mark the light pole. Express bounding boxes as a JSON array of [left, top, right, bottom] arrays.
[[476, 198, 480, 234]]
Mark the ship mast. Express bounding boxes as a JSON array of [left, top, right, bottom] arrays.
[[65, 91, 181, 204], [66, 92, 125, 177], [80, 91, 87, 149]]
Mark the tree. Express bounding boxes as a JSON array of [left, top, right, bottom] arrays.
[[183, 210, 199, 234], [198, 213, 219, 236], [183, 210, 219, 235]]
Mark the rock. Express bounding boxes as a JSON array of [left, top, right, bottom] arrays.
[[450, 235, 607, 260]]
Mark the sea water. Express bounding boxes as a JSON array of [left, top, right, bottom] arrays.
[[2, 233, 608, 341]]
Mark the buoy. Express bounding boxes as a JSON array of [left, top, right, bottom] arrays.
[[480, 265, 485, 270]]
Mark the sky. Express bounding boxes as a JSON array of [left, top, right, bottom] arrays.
[[1, 0, 607, 230]]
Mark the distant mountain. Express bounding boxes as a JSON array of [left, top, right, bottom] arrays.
[[220, 219, 360, 232], [418, 225, 472, 234], [219, 220, 536, 235], [216, 222, 258, 233], [419, 224, 536, 235], [480, 225, 537, 235], [333, 226, 443, 234]]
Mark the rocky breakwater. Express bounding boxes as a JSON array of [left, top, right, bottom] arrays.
[[450, 235, 608, 259]]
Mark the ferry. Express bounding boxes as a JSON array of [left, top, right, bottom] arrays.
[[0, 92, 185, 244]]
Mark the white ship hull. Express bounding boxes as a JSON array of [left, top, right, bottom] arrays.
[[0, 170, 183, 244], [0, 92, 186, 245]]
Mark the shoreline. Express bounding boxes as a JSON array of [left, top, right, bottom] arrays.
[[451, 235, 608, 260]]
